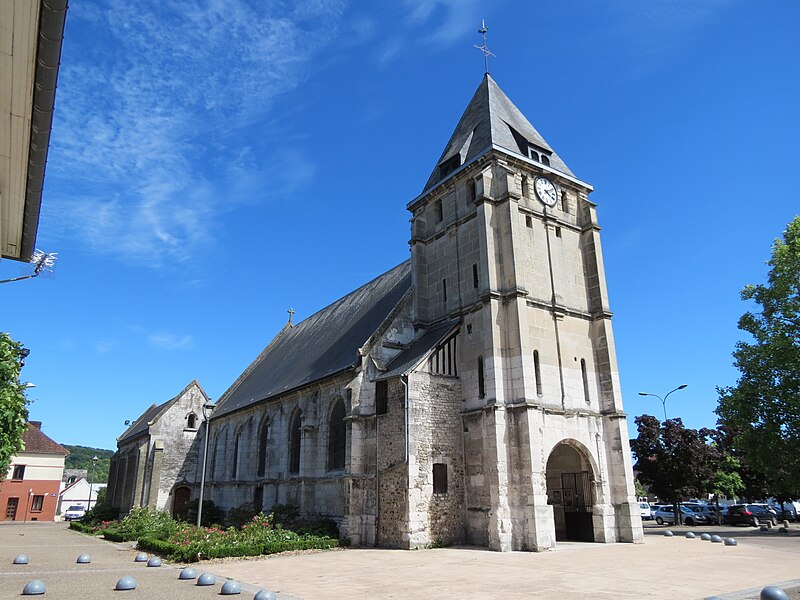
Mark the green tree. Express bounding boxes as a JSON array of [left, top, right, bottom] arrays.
[[630, 415, 720, 523], [717, 216, 800, 493], [0, 333, 30, 476]]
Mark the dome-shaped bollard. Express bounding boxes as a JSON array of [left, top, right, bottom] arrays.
[[22, 580, 45, 595], [146, 556, 161, 567], [14, 554, 30, 564], [760, 525, 770, 532], [134, 552, 148, 562], [710, 534, 723, 543], [178, 567, 197, 580], [76, 554, 91, 564], [221, 580, 242, 595], [700, 533, 712, 541], [778, 527, 789, 534], [685, 532, 696, 539], [760, 586, 789, 600], [115, 576, 138, 591], [197, 573, 216, 586], [724, 537, 738, 546], [663, 530, 674, 537], [254, 590, 277, 600]]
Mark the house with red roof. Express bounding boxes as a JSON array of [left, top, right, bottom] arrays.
[[1, 422, 68, 522]]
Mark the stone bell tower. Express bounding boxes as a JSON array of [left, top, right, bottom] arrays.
[[407, 74, 643, 551]]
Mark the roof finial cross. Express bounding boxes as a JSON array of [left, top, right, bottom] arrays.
[[287, 307, 295, 325], [474, 19, 495, 75]]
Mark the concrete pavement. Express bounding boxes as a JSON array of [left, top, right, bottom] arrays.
[[2, 522, 798, 599]]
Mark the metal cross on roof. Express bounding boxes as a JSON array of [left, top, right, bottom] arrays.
[[474, 19, 495, 75]]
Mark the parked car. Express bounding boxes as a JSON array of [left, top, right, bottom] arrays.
[[639, 502, 652, 520], [725, 504, 778, 527], [63, 505, 86, 521], [771, 502, 798, 521], [684, 504, 717, 521], [653, 505, 709, 526]]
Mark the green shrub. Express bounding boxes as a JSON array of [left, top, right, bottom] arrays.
[[225, 503, 257, 528], [111, 507, 180, 541], [184, 499, 224, 526], [68, 521, 97, 534], [82, 503, 118, 525]]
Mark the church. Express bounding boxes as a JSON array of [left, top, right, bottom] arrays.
[[108, 73, 643, 551]]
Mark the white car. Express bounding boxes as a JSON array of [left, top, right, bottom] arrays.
[[639, 502, 652, 520], [63, 505, 86, 521]]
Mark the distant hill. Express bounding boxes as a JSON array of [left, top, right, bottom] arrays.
[[62, 445, 114, 483]]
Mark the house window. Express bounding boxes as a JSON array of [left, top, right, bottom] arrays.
[[472, 264, 479, 289], [289, 411, 302, 474], [257, 420, 269, 477], [526, 215, 533, 228], [581, 359, 591, 404], [376, 380, 388, 416], [534, 350, 543, 395], [433, 463, 448, 494], [528, 147, 540, 162], [186, 413, 197, 429], [328, 400, 347, 471], [477, 356, 485, 398], [442, 279, 447, 304], [555, 226, 562, 238], [541, 154, 550, 166], [31, 495, 44, 512], [12, 465, 25, 480], [521, 175, 529, 198], [561, 193, 569, 214]]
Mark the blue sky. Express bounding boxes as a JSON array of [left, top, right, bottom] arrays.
[[1, 1, 798, 450]]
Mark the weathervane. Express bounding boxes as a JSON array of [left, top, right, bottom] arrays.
[[474, 19, 495, 75]]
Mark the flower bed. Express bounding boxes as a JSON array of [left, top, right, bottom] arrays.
[[71, 507, 339, 562]]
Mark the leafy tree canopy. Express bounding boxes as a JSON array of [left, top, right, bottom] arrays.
[[717, 216, 800, 493], [0, 333, 30, 476], [63, 445, 114, 483], [630, 415, 720, 501]]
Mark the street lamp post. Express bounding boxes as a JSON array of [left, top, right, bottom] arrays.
[[197, 402, 215, 527], [638, 384, 688, 524], [638, 384, 687, 422], [88, 456, 98, 513]]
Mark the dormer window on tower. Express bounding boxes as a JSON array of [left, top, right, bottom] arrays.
[[528, 144, 552, 166], [439, 154, 461, 179]]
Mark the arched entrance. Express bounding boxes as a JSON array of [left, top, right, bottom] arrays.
[[172, 486, 191, 521], [546, 442, 595, 542]]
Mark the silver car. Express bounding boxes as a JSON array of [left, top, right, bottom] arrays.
[[653, 505, 709, 526]]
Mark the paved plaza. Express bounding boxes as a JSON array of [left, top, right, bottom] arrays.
[[1, 522, 798, 599]]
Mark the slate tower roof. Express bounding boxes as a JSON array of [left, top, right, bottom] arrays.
[[422, 74, 575, 193]]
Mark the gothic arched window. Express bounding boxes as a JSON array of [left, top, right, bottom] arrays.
[[257, 419, 269, 477], [231, 430, 241, 479], [288, 410, 302, 474], [328, 400, 347, 471]]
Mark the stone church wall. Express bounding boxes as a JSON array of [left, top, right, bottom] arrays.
[[376, 377, 408, 547], [407, 371, 465, 548]]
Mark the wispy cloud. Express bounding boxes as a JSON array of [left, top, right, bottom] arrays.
[[148, 332, 193, 350], [47, 0, 345, 267]]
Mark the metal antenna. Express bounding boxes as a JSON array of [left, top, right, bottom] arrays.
[[474, 19, 495, 75]]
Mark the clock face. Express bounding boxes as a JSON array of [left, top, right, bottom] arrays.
[[535, 177, 558, 207]]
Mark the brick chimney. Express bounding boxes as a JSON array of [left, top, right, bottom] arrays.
[[29, 421, 42, 430]]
